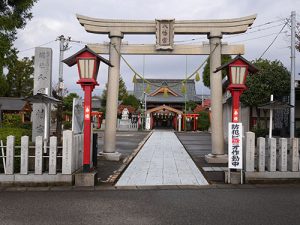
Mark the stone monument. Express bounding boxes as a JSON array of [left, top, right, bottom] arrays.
[[32, 47, 52, 141], [119, 108, 130, 130]]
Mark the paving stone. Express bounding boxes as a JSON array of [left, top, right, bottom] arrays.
[[116, 131, 208, 187]]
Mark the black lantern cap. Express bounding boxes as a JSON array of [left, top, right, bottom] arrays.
[[258, 100, 293, 109], [62, 45, 113, 67], [24, 93, 61, 104], [214, 55, 259, 73]]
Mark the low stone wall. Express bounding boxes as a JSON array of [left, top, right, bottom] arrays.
[[0, 130, 83, 186], [244, 132, 300, 183]]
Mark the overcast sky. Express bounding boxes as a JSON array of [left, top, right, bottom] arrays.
[[14, 0, 299, 97]]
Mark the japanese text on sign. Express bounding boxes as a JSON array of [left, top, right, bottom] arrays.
[[155, 19, 174, 50], [228, 123, 243, 169]]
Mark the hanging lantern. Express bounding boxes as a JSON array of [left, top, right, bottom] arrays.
[[181, 83, 186, 94], [132, 74, 137, 83], [145, 84, 151, 93], [195, 71, 200, 82]]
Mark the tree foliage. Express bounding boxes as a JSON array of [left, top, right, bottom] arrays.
[[0, 0, 37, 71], [240, 59, 290, 107], [63, 92, 79, 114], [186, 100, 197, 112], [6, 57, 34, 97], [0, 0, 37, 97], [122, 94, 140, 110], [101, 76, 128, 107], [202, 55, 232, 88]]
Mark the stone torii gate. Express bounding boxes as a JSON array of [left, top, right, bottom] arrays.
[[77, 14, 256, 162]]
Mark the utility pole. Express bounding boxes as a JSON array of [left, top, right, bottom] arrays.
[[184, 55, 188, 131], [142, 55, 145, 130], [55, 35, 70, 144], [290, 11, 296, 138]]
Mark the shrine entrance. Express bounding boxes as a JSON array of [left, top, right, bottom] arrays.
[[76, 14, 256, 162], [146, 105, 183, 130]]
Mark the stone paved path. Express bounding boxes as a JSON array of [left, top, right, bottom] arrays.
[[116, 131, 208, 187]]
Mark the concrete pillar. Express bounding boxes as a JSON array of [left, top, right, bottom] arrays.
[[20, 136, 29, 175], [278, 138, 287, 172], [102, 32, 123, 161], [267, 138, 276, 172], [289, 138, 299, 171], [205, 33, 227, 163], [245, 132, 255, 172], [49, 136, 57, 175], [257, 137, 265, 172], [35, 136, 43, 175]]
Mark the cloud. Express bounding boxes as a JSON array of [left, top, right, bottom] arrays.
[[13, 0, 300, 97]]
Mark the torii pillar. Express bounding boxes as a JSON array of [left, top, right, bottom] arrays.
[[205, 32, 226, 163], [102, 31, 123, 161]]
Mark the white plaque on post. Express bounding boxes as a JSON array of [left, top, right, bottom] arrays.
[[228, 123, 243, 169], [155, 19, 174, 50]]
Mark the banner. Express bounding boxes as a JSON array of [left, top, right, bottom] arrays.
[[228, 123, 243, 169]]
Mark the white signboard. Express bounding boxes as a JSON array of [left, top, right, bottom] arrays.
[[145, 113, 151, 130], [72, 98, 84, 134], [228, 123, 243, 169]]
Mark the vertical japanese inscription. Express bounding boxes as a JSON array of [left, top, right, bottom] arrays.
[[32, 47, 52, 141], [155, 19, 174, 50], [228, 123, 243, 169]]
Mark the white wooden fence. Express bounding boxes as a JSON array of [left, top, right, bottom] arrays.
[[0, 130, 83, 185], [244, 132, 300, 182]]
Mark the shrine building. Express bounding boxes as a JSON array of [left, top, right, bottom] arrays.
[[133, 78, 202, 130]]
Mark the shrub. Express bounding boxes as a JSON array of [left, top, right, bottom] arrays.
[[63, 121, 72, 130], [2, 114, 22, 128], [0, 127, 31, 145], [197, 111, 210, 131], [251, 128, 268, 138]]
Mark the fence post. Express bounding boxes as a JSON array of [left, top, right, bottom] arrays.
[[35, 136, 43, 175], [257, 137, 265, 172], [267, 138, 276, 172], [74, 135, 79, 172], [49, 136, 57, 175], [20, 136, 29, 175], [245, 132, 255, 172], [6, 135, 15, 175], [289, 138, 299, 172], [278, 138, 287, 172], [62, 130, 74, 174], [79, 134, 83, 168]]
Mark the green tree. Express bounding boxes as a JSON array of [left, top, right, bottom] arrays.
[[202, 55, 232, 88], [197, 111, 210, 131], [186, 100, 197, 112], [240, 59, 290, 128], [122, 94, 140, 109], [63, 92, 79, 115], [0, 0, 37, 74], [0, 0, 37, 97], [101, 76, 128, 107], [6, 57, 34, 97]]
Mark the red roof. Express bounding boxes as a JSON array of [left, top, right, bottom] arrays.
[[193, 99, 211, 113]]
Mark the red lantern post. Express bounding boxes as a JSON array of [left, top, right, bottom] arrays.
[[63, 46, 112, 172], [215, 55, 258, 123]]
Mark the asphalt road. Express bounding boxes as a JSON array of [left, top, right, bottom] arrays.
[[1, 186, 300, 225]]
